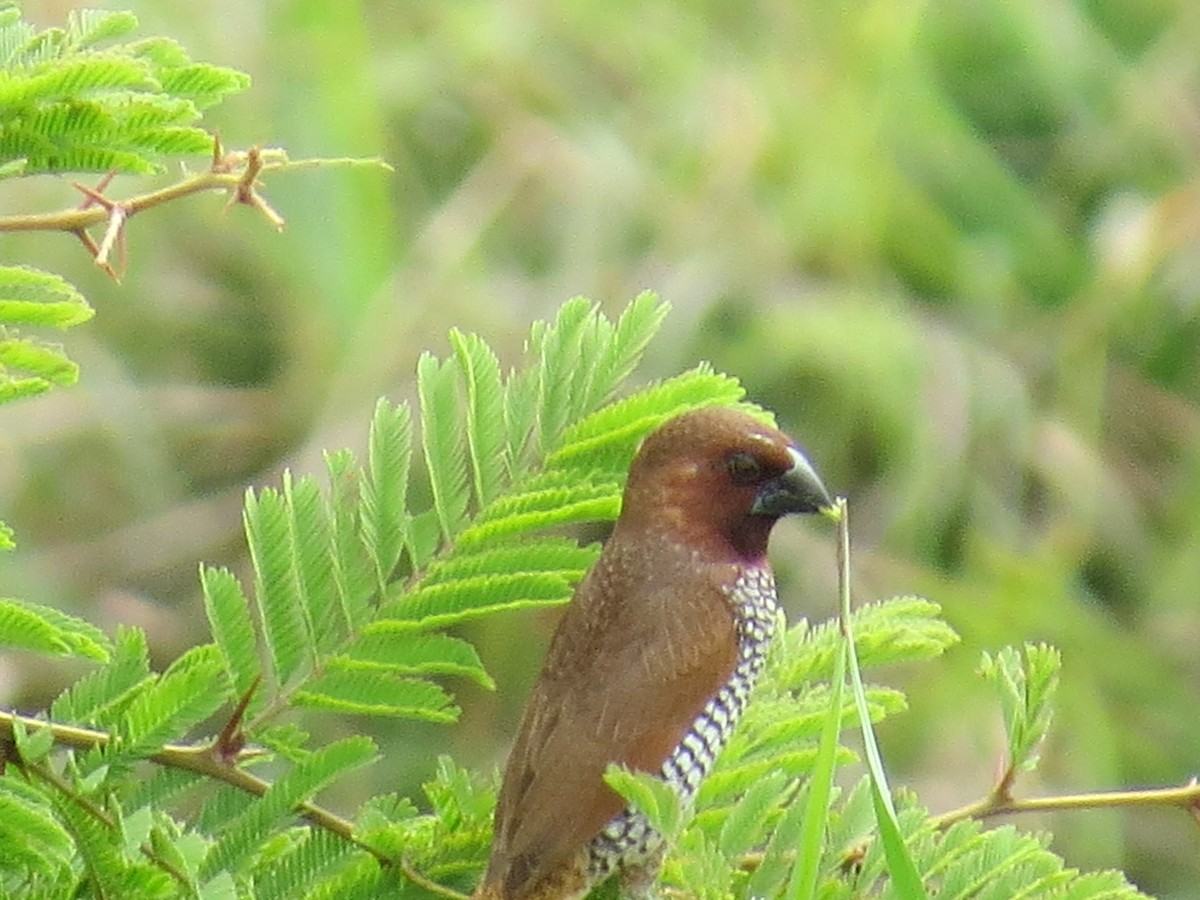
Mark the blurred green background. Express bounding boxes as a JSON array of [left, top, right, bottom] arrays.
[[3, 0, 1199, 895]]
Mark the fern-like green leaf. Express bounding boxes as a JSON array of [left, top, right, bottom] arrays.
[[68, 9, 139, 48], [0, 264, 94, 328], [382, 571, 577, 628], [116, 643, 230, 756], [0, 56, 153, 106], [503, 365, 540, 475], [421, 536, 598, 586], [0, 335, 79, 387], [199, 736, 378, 880], [245, 486, 312, 686], [979, 643, 1060, 776], [546, 364, 749, 473], [418, 353, 471, 542], [295, 670, 458, 721], [534, 297, 595, 452], [450, 329, 507, 508], [0, 595, 109, 660], [155, 63, 250, 109], [0, 8, 248, 175], [331, 629, 493, 689], [50, 626, 150, 726], [577, 291, 670, 414], [325, 449, 374, 633], [715, 770, 793, 859], [121, 768, 205, 817], [0, 780, 73, 874], [283, 472, 343, 656], [454, 472, 621, 549], [50, 789, 178, 899], [251, 828, 357, 900], [359, 398, 412, 592], [200, 564, 260, 702], [777, 597, 959, 689], [604, 764, 688, 842]]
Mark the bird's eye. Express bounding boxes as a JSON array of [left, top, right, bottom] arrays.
[[726, 451, 764, 485]]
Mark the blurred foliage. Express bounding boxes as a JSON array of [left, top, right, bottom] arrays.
[[1, 0, 1198, 895]]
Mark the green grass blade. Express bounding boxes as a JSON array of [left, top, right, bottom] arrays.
[[838, 498, 927, 900], [785, 638, 847, 900]]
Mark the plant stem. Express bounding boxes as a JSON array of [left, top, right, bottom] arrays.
[[0, 147, 389, 271], [931, 777, 1200, 829], [0, 708, 388, 866]]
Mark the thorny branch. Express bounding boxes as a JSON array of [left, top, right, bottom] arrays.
[[0, 136, 388, 280], [0, 707, 389, 861]]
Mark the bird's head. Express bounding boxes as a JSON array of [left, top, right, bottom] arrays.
[[618, 406, 833, 564]]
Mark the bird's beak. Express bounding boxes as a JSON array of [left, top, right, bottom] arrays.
[[751, 446, 834, 517]]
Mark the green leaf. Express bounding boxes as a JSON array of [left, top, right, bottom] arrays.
[[534, 297, 596, 451], [0, 265, 93, 328], [577, 291, 670, 414], [604, 764, 688, 842], [50, 626, 151, 726], [546, 365, 748, 473], [333, 628, 493, 689], [200, 565, 260, 701], [786, 639, 847, 900], [117, 643, 230, 755], [418, 352, 470, 542], [295, 669, 458, 721], [359, 398, 412, 592], [0, 335, 79, 386], [776, 596, 959, 689], [979, 643, 1061, 776], [250, 828, 355, 900], [715, 769, 793, 859], [282, 472, 343, 656], [199, 736, 378, 880], [450, 329, 507, 508], [245, 486, 312, 686], [382, 570, 577, 628], [455, 472, 621, 549], [325, 449, 375, 633], [10, 714, 54, 763], [0, 596, 109, 660], [0, 781, 73, 874], [421, 537, 597, 587]]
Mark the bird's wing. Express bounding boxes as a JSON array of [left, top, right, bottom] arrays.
[[487, 570, 738, 896]]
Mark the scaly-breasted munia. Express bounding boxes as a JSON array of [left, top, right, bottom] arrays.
[[476, 406, 832, 899]]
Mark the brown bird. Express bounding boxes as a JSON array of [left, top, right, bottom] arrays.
[[476, 406, 832, 900]]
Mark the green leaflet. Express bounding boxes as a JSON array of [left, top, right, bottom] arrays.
[[979, 643, 1061, 777], [199, 737, 378, 881], [451, 329, 506, 508], [0, 596, 109, 660], [0, 7, 249, 176], [295, 669, 458, 721], [115, 644, 230, 757], [50, 626, 151, 726], [245, 485, 313, 687], [359, 393, 412, 594], [200, 565, 260, 702]]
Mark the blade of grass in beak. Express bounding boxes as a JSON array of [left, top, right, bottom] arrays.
[[838, 498, 927, 900]]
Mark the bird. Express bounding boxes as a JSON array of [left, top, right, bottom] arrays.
[[475, 405, 833, 900]]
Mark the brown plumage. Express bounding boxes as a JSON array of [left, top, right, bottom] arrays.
[[476, 406, 832, 900]]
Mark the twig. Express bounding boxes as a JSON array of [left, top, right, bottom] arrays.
[[0, 143, 390, 275], [931, 777, 1200, 829], [0, 708, 391, 867]]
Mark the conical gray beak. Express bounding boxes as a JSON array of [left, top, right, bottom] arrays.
[[751, 446, 833, 517]]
